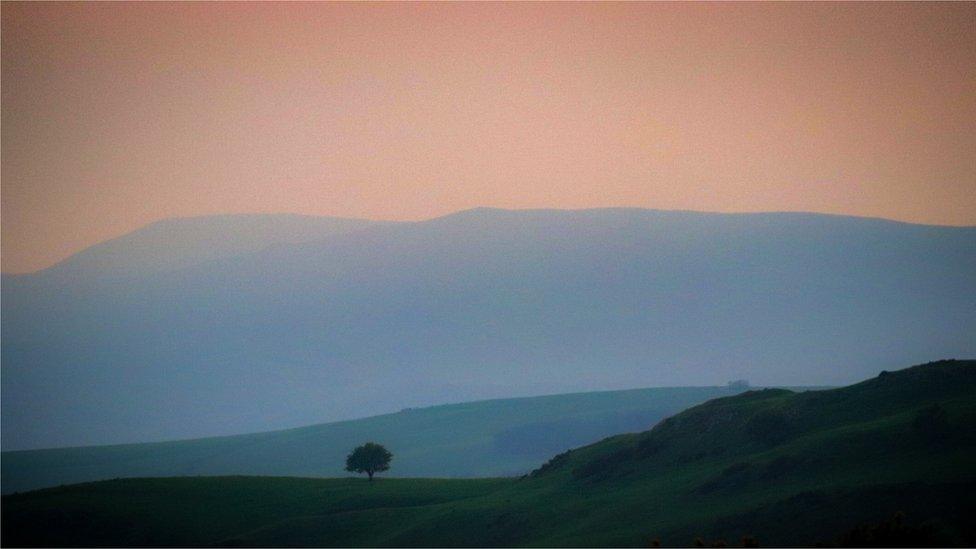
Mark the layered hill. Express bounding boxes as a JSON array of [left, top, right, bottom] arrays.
[[1, 385, 748, 494], [3, 360, 974, 547], [3, 208, 975, 449]]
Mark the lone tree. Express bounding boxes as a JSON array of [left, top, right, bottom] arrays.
[[345, 442, 392, 481]]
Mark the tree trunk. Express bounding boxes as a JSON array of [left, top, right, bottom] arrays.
[[367, 471, 374, 481]]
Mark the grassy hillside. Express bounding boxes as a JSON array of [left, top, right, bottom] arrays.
[[2, 386, 747, 494], [4, 360, 974, 547]]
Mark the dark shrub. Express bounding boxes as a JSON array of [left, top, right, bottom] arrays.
[[741, 535, 759, 547], [837, 511, 942, 547]]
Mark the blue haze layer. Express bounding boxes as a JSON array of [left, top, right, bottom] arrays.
[[2, 208, 974, 449]]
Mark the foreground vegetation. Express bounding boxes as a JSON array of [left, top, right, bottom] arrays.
[[4, 360, 974, 547]]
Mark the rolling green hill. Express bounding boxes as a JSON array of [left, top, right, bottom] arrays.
[[1, 386, 749, 494], [4, 360, 974, 547]]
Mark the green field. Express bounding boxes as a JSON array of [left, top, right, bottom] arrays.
[[4, 360, 975, 547], [2, 386, 749, 494]]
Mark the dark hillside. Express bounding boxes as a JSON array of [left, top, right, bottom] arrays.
[[4, 360, 975, 547], [537, 359, 976, 485]]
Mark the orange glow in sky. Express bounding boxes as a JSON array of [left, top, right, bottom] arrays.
[[2, 1, 975, 273]]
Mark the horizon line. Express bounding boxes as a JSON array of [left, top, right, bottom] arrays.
[[2, 205, 974, 276]]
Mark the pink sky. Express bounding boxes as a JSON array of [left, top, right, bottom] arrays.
[[2, 1, 975, 273]]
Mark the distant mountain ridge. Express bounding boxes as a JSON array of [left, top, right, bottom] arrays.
[[9, 213, 384, 278], [2, 208, 974, 449]]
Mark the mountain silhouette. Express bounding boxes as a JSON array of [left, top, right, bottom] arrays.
[[3, 208, 974, 449]]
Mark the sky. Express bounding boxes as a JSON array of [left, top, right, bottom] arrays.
[[2, 2, 974, 274]]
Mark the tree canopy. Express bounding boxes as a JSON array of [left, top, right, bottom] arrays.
[[345, 442, 392, 481]]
